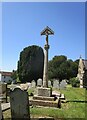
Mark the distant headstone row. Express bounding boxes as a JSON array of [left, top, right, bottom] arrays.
[[0, 79, 67, 103], [53, 79, 67, 89], [11, 79, 67, 90]]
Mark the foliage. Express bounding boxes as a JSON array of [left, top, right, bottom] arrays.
[[17, 45, 44, 83], [70, 77, 80, 87], [48, 55, 78, 82], [11, 70, 17, 80]]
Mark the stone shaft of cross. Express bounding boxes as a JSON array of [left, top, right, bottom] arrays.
[[41, 26, 54, 88], [43, 35, 50, 87]]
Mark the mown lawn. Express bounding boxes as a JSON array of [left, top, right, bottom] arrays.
[[3, 85, 86, 119]]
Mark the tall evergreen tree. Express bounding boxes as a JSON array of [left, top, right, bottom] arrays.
[[17, 45, 44, 83]]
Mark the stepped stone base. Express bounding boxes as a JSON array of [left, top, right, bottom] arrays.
[[30, 99, 61, 108], [59, 94, 65, 100], [37, 87, 52, 97], [33, 95, 54, 101], [30, 87, 62, 108]]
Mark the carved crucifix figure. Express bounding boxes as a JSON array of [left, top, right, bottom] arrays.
[[46, 35, 48, 45]]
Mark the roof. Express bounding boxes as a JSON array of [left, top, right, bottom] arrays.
[[41, 26, 54, 35], [0, 71, 12, 76]]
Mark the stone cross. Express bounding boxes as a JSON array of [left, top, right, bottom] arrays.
[[41, 26, 54, 88]]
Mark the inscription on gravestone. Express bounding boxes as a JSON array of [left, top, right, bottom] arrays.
[[10, 88, 30, 119]]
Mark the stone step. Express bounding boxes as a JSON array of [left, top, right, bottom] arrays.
[[30, 99, 61, 108], [33, 95, 55, 101], [59, 94, 65, 100]]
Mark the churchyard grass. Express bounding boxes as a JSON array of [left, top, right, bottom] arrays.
[[30, 86, 86, 119], [3, 85, 86, 119]]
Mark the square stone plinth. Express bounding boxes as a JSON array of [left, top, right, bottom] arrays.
[[37, 87, 52, 97]]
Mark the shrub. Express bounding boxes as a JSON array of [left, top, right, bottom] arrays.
[[70, 77, 80, 87]]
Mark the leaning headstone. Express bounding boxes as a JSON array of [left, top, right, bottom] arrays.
[[60, 80, 67, 89], [31, 80, 36, 88], [0, 102, 3, 120], [37, 78, 42, 87], [48, 80, 52, 87], [10, 88, 30, 119], [53, 80, 59, 89]]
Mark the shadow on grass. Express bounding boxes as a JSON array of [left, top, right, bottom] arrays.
[[66, 100, 87, 103]]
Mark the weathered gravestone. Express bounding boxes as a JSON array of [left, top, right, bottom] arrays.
[[0, 102, 3, 120], [0, 83, 7, 103], [53, 80, 59, 89], [60, 80, 67, 89], [10, 88, 30, 119], [48, 80, 52, 87], [31, 80, 36, 88], [37, 78, 42, 87]]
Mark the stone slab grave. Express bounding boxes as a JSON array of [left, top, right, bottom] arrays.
[[0, 83, 7, 103], [9, 84, 21, 91], [10, 88, 30, 119], [27, 82, 32, 89], [1, 102, 10, 111], [37, 78, 42, 87]]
